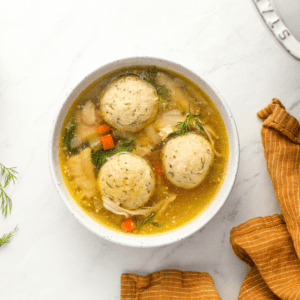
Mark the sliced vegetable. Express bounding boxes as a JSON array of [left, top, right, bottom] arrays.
[[97, 124, 110, 135], [89, 138, 102, 152], [101, 134, 115, 150], [121, 219, 136, 232]]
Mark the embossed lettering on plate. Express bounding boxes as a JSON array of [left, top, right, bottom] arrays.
[[252, 0, 300, 60]]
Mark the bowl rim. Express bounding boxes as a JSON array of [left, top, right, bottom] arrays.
[[49, 56, 240, 248]]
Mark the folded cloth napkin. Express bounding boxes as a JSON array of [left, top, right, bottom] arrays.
[[230, 99, 300, 299], [121, 269, 221, 299], [120, 99, 300, 299]]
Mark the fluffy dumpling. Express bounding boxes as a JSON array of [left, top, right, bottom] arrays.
[[100, 75, 159, 132], [98, 153, 155, 210], [161, 133, 214, 189]]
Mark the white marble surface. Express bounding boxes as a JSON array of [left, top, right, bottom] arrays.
[[0, 1, 299, 299]]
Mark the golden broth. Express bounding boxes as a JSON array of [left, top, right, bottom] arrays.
[[59, 66, 229, 235]]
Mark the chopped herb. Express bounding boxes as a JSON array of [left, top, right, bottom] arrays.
[[0, 164, 18, 217], [145, 67, 170, 103], [0, 225, 18, 247], [91, 138, 136, 168], [134, 211, 163, 231], [170, 106, 204, 137], [156, 84, 170, 103], [63, 119, 76, 152], [119, 137, 136, 152], [147, 66, 158, 82]]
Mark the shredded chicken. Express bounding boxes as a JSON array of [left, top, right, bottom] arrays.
[[81, 100, 98, 126], [66, 148, 97, 199], [102, 197, 158, 218], [157, 193, 177, 216], [202, 126, 222, 157]]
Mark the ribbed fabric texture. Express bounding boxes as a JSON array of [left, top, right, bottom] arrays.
[[231, 99, 300, 299], [121, 270, 221, 299], [120, 99, 300, 299]]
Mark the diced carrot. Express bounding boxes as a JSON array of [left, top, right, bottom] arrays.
[[101, 134, 115, 150], [152, 160, 164, 176], [97, 124, 110, 135], [121, 219, 136, 232]]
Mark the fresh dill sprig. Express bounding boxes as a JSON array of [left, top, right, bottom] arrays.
[[91, 138, 136, 168], [147, 66, 158, 82], [119, 137, 136, 152], [156, 84, 170, 103], [170, 106, 204, 136], [0, 164, 18, 217], [63, 119, 76, 152], [0, 225, 18, 247], [135, 211, 163, 231], [145, 67, 170, 103]]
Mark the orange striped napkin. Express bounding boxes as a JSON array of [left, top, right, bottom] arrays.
[[121, 270, 221, 299], [230, 99, 300, 299]]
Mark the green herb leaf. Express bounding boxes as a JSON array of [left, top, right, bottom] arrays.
[[0, 225, 18, 246], [63, 119, 76, 152], [155, 84, 170, 103], [91, 138, 136, 168], [145, 67, 170, 103], [170, 106, 204, 137], [0, 164, 18, 217], [147, 66, 158, 82], [135, 211, 163, 231], [119, 137, 136, 151]]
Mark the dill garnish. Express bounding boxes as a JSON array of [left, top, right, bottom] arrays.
[[63, 119, 76, 152], [134, 211, 163, 231], [170, 106, 204, 137], [0, 164, 18, 217], [119, 137, 136, 151], [145, 67, 170, 103], [91, 138, 136, 168], [0, 225, 18, 247], [156, 85, 170, 103]]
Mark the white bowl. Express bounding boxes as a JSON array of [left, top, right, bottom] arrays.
[[49, 57, 239, 248]]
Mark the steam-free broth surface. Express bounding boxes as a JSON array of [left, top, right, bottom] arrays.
[[59, 66, 229, 235]]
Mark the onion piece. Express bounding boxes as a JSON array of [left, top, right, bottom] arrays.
[[144, 124, 162, 146]]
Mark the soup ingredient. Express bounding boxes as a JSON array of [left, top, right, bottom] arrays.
[[91, 138, 136, 168], [66, 148, 97, 199], [144, 67, 170, 103], [89, 137, 102, 152], [157, 193, 177, 216], [134, 211, 163, 232], [156, 72, 192, 112], [100, 75, 159, 132], [0, 163, 18, 217], [100, 134, 115, 150], [144, 124, 162, 146], [81, 100, 98, 126], [98, 153, 156, 210], [121, 219, 136, 232], [0, 225, 18, 247], [102, 196, 158, 218], [63, 119, 77, 152], [170, 106, 204, 137], [162, 133, 214, 189], [98, 124, 110, 135], [73, 102, 101, 145], [156, 85, 170, 103]]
